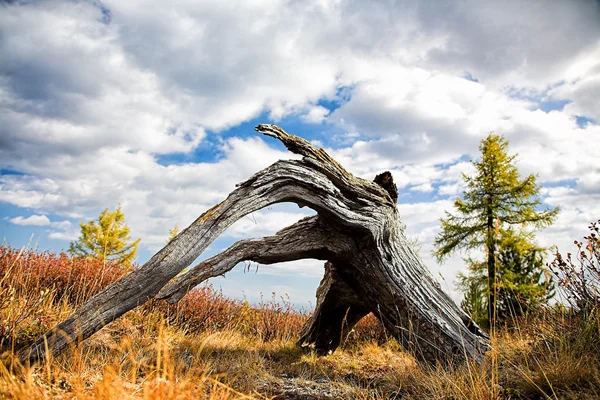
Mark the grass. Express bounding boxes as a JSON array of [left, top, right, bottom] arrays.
[[1, 245, 599, 399]]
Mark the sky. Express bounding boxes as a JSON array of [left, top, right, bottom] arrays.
[[1, 0, 599, 308]]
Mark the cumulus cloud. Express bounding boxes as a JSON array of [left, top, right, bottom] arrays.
[[547, 44, 600, 122], [258, 259, 325, 279], [416, 0, 600, 89], [9, 214, 50, 226], [301, 105, 330, 124], [48, 230, 78, 241], [226, 208, 315, 240], [410, 183, 434, 193]]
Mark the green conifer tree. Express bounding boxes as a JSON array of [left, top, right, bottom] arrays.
[[459, 272, 487, 327], [433, 134, 558, 327], [69, 206, 140, 269], [459, 229, 555, 327]]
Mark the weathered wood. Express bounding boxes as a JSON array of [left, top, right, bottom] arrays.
[[298, 262, 371, 355], [22, 124, 488, 365]]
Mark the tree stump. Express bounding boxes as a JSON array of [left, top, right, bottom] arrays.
[[21, 124, 488, 365]]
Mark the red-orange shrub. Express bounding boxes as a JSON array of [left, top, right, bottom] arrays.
[[0, 246, 125, 305], [1, 245, 386, 348]]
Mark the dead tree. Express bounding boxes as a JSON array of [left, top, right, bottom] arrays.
[[21, 125, 488, 365]]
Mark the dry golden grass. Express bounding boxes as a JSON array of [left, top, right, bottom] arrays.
[[1, 245, 599, 399]]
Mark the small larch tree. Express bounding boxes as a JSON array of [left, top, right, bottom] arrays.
[[69, 206, 140, 269], [433, 134, 559, 328], [166, 225, 180, 244]]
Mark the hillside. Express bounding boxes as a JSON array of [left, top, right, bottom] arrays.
[[1, 245, 599, 399]]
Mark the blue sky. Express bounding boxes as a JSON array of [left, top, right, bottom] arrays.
[[1, 0, 599, 307]]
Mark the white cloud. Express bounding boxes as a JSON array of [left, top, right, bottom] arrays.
[[547, 44, 600, 122], [301, 105, 330, 124], [9, 214, 50, 226], [410, 183, 434, 193], [48, 230, 78, 241], [416, 1, 600, 90], [538, 187, 600, 249], [48, 220, 78, 241], [2, 0, 597, 181], [258, 259, 325, 279], [226, 209, 315, 240], [437, 183, 463, 197]]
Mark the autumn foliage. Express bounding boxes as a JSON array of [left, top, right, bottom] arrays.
[[0, 245, 385, 353]]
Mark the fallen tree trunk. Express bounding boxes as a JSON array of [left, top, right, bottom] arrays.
[[21, 124, 488, 365]]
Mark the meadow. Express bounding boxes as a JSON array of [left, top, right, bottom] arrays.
[[1, 244, 598, 399]]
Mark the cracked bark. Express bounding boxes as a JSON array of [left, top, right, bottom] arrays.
[[297, 261, 371, 355], [21, 124, 488, 366]]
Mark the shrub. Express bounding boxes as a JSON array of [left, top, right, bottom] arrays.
[[1, 245, 386, 351], [549, 219, 600, 311]]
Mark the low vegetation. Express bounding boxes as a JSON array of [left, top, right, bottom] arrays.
[[1, 227, 599, 398]]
